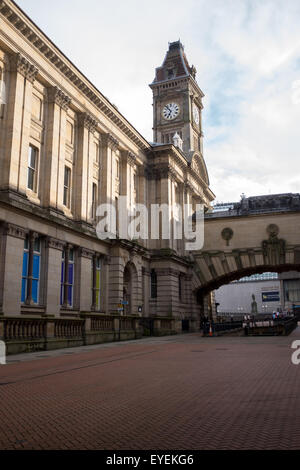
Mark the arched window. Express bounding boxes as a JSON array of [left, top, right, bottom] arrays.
[[151, 269, 157, 299]]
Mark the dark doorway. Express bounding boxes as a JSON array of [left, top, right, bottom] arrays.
[[182, 319, 190, 332]]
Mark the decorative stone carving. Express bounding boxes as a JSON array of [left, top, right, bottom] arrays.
[[78, 112, 98, 133], [221, 227, 234, 246], [79, 247, 94, 259], [124, 151, 137, 167], [102, 133, 119, 151], [3, 222, 27, 240], [147, 165, 178, 181], [10, 53, 38, 83], [48, 86, 71, 111], [262, 224, 285, 265], [47, 237, 65, 251]]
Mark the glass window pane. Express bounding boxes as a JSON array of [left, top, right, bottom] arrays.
[[28, 168, 34, 190], [32, 280, 39, 304], [24, 237, 29, 250], [22, 252, 28, 277], [32, 254, 40, 279], [68, 286, 73, 306], [68, 263, 74, 285], [61, 261, 64, 283], [34, 238, 40, 253], [64, 167, 70, 186], [21, 278, 27, 303], [96, 290, 100, 309], [96, 270, 100, 290], [60, 284, 64, 306]]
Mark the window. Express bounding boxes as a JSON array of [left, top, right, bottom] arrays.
[[60, 247, 75, 307], [92, 183, 97, 220], [27, 145, 38, 191], [151, 270, 157, 299], [21, 236, 41, 305], [63, 166, 71, 208], [92, 256, 101, 310]]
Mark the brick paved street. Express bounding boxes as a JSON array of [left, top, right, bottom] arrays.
[[1, 329, 300, 450]]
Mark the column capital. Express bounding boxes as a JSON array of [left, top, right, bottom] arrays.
[[122, 150, 137, 167], [79, 247, 94, 259], [47, 237, 65, 251], [10, 53, 39, 83], [78, 112, 98, 133], [48, 86, 71, 111], [2, 222, 27, 240], [102, 133, 119, 151]]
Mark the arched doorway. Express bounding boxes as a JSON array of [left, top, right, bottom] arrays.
[[123, 262, 138, 316]]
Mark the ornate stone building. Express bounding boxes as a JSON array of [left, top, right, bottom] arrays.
[[0, 0, 215, 352]]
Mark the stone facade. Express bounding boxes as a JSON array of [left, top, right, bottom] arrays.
[[0, 1, 215, 351]]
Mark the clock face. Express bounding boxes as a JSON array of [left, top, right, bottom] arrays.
[[162, 103, 180, 120], [193, 105, 200, 125]]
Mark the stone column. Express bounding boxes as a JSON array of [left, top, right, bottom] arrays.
[[78, 248, 93, 312], [75, 113, 98, 222], [100, 134, 119, 207], [159, 174, 173, 249], [0, 223, 26, 316], [2, 53, 38, 193], [45, 238, 64, 317], [43, 86, 71, 209], [156, 267, 180, 318], [108, 251, 124, 315], [101, 255, 110, 313], [142, 267, 150, 317]]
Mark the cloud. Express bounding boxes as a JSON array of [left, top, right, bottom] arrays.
[[15, 0, 300, 201]]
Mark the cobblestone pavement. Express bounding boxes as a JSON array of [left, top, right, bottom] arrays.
[[1, 329, 300, 450]]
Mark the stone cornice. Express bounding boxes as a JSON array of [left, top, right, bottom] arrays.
[[48, 86, 71, 111], [78, 112, 98, 133], [0, 0, 150, 151], [10, 52, 38, 83]]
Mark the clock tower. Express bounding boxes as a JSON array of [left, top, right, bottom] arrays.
[[150, 40, 204, 156]]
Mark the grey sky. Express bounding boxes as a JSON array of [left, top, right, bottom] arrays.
[[14, 0, 300, 202]]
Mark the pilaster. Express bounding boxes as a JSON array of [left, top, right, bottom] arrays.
[[1, 53, 38, 193], [43, 86, 71, 209]]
